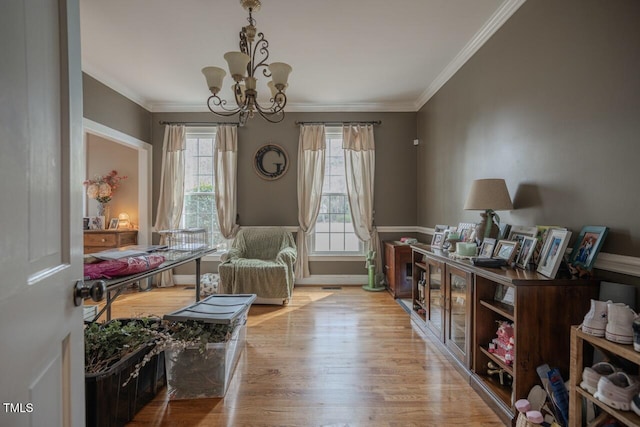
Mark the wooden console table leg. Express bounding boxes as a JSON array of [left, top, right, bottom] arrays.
[[195, 258, 201, 302]]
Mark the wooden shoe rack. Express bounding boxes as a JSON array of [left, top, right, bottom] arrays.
[[569, 326, 640, 427]]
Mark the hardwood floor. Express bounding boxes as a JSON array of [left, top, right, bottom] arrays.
[[97, 285, 504, 426]]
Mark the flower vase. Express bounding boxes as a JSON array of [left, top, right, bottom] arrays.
[[97, 203, 110, 229]]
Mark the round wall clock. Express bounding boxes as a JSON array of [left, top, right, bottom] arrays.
[[253, 143, 289, 180]]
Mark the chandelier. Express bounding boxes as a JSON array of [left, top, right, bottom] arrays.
[[202, 0, 292, 125]]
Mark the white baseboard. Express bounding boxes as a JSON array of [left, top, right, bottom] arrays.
[[173, 274, 369, 286], [295, 275, 368, 285]]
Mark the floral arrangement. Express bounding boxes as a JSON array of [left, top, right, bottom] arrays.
[[84, 170, 127, 204]]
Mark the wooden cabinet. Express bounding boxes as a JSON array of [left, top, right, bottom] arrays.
[[425, 257, 445, 341], [445, 264, 473, 366], [410, 243, 599, 425], [384, 241, 412, 298], [412, 248, 472, 368], [84, 230, 138, 254], [473, 266, 599, 424], [569, 326, 640, 427]]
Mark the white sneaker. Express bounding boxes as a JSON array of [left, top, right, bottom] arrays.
[[606, 303, 638, 344], [580, 362, 618, 395], [582, 299, 610, 337], [594, 371, 640, 411]]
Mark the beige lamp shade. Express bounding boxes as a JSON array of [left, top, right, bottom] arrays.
[[464, 178, 513, 211], [268, 62, 292, 87], [224, 51, 250, 80], [202, 67, 226, 94]]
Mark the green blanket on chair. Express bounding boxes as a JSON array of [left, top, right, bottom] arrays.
[[218, 228, 296, 300]]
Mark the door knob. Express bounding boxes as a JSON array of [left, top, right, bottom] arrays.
[[74, 280, 107, 306]]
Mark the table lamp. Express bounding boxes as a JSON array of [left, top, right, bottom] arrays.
[[463, 178, 513, 242], [117, 212, 131, 229]]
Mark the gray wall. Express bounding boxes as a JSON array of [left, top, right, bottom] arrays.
[[154, 111, 417, 276], [83, 73, 152, 142], [151, 111, 417, 227], [416, 0, 640, 258]]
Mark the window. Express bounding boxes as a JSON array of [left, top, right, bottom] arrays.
[[181, 128, 227, 250], [311, 127, 363, 254]]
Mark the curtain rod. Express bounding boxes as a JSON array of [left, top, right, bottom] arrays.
[[158, 121, 238, 127], [294, 120, 382, 126]]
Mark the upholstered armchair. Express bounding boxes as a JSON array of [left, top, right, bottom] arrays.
[[218, 228, 296, 304]]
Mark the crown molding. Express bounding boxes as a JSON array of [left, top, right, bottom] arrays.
[[84, 1, 526, 115], [149, 101, 417, 113], [415, 0, 527, 110]]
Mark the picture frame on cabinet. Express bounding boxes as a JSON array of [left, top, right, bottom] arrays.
[[494, 240, 519, 264], [537, 229, 572, 278], [515, 236, 537, 269], [498, 223, 511, 240], [457, 222, 476, 242], [108, 218, 120, 230], [89, 216, 105, 230], [478, 238, 496, 258], [569, 226, 609, 271], [533, 225, 563, 265], [508, 225, 538, 243], [431, 232, 445, 249]]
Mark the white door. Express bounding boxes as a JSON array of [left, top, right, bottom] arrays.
[[0, 0, 85, 426]]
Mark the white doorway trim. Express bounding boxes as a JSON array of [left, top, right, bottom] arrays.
[[82, 118, 152, 245]]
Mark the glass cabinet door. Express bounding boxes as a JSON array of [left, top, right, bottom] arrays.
[[445, 265, 472, 366], [426, 260, 444, 340]]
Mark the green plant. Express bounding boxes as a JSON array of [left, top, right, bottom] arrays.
[[84, 318, 160, 374]]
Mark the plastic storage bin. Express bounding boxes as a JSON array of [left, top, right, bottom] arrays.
[[163, 294, 257, 399], [85, 332, 165, 426]]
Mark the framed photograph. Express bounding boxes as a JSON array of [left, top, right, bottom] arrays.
[[431, 231, 445, 249], [478, 238, 496, 258], [83, 217, 91, 230], [434, 224, 450, 233], [537, 229, 572, 278], [494, 240, 519, 264], [508, 225, 538, 243], [569, 226, 609, 271], [457, 222, 476, 242], [495, 284, 515, 306], [515, 236, 537, 269], [89, 216, 105, 230], [533, 226, 564, 265], [108, 218, 120, 230], [498, 223, 511, 240]]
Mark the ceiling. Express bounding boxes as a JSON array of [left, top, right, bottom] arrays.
[[80, 0, 524, 113]]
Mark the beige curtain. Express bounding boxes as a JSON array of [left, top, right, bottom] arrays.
[[343, 124, 382, 274], [214, 125, 239, 239], [153, 124, 186, 287], [295, 125, 326, 278]]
